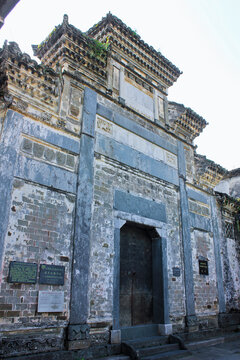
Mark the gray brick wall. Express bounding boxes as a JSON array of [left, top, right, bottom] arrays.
[[89, 154, 186, 328], [0, 179, 75, 329]]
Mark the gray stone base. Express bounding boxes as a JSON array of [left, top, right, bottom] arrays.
[[0, 328, 64, 358], [67, 339, 90, 350], [186, 315, 199, 332], [67, 324, 90, 350], [111, 329, 121, 344], [158, 323, 173, 335], [218, 312, 240, 328]]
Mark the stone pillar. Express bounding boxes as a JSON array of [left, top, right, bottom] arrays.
[[68, 87, 97, 350], [118, 67, 125, 106], [164, 97, 169, 126], [210, 196, 226, 325], [177, 141, 198, 330], [153, 89, 158, 123], [155, 228, 172, 335], [111, 218, 126, 344], [0, 110, 22, 273]]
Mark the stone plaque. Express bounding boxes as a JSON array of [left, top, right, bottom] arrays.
[[199, 260, 209, 275], [39, 264, 65, 285], [38, 291, 64, 312], [173, 267, 181, 277], [8, 261, 37, 284]]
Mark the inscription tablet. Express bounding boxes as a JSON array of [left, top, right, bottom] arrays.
[[38, 291, 64, 312], [8, 261, 37, 284], [173, 267, 181, 277], [39, 264, 65, 285], [199, 260, 209, 275]]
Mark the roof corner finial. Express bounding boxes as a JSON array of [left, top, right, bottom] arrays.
[[63, 14, 68, 25], [2, 40, 8, 58]]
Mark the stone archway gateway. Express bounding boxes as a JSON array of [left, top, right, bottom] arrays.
[[112, 212, 172, 343]]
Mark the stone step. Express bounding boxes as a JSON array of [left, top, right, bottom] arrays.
[[186, 336, 225, 350], [123, 335, 169, 349], [185, 332, 240, 351], [94, 355, 131, 360], [139, 343, 179, 357], [142, 349, 192, 360]]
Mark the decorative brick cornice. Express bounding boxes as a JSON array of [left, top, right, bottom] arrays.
[[0, 41, 60, 110], [86, 12, 181, 86], [32, 15, 107, 80], [215, 191, 240, 215], [194, 153, 227, 190], [168, 102, 208, 141]]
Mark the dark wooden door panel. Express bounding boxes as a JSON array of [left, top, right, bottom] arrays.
[[120, 224, 153, 327]]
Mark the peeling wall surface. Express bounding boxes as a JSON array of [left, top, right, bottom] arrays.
[[0, 13, 240, 358]]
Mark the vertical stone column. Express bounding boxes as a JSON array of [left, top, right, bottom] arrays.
[[154, 229, 172, 335], [0, 110, 22, 273], [210, 197, 226, 325], [111, 218, 126, 344], [153, 89, 158, 123], [118, 67, 125, 106], [164, 97, 169, 126], [177, 141, 197, 329], [68, 87, 97, 350]]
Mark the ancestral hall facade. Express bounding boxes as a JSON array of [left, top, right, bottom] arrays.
[[0, 13, 239, 358]]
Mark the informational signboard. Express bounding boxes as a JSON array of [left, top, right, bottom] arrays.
[[8, 261, 37, 284], [38, 291, 64, 312], [172, 267, 181, 277], [199, 260, 209, 275], [39, 264, 65, 285]]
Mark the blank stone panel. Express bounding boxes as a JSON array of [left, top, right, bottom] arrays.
[[68, 86, 83, 119]]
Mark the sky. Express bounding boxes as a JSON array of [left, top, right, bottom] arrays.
[[0, 0, 239, 170]]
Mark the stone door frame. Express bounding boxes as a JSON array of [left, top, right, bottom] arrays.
[[111, 210, 172, 343]]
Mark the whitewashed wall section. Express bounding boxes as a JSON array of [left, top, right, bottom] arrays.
[[122, 76, 154, 121], [96, 115, 177, 169]]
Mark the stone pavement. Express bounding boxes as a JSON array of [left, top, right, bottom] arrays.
[[180, 339, 240, 360]]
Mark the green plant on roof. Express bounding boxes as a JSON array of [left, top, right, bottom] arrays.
[[88, 38, 109, 60], [38, 27, 57, 49], [128, 27, 138, 38]]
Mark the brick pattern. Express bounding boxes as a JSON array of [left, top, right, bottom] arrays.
[[21, 135, 77, 172], [189, 199, 210, 217], [0, 179, 75, 328], [191, 230, 218, 315], [89, 154, 185, 326], [224, 221, 235, 239]]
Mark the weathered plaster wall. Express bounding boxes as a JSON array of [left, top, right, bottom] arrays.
[[89, 95, 187, 332], [191, 230, 218, 318], [218, 208, 240, 312], [1, 180, 75, 328], [215, 174, 240, 199], [0, 108, 79, 355]]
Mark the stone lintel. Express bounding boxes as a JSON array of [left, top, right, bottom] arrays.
[[114, 218, 126, 229]]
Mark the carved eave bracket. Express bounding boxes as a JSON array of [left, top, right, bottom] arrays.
[[215, 192, 240, 229], [0, 41, 66, 127], [0, 41, 13, 109], [194, 153, 227, 191], [32, 14, 108, 85], [86, 12, 181, 88], [168, 102, 208, 142]]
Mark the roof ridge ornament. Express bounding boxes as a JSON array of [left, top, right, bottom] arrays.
[[63, 14, 68, 26]]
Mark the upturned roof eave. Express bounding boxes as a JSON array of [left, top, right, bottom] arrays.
[[86, 12, 182, 79]]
